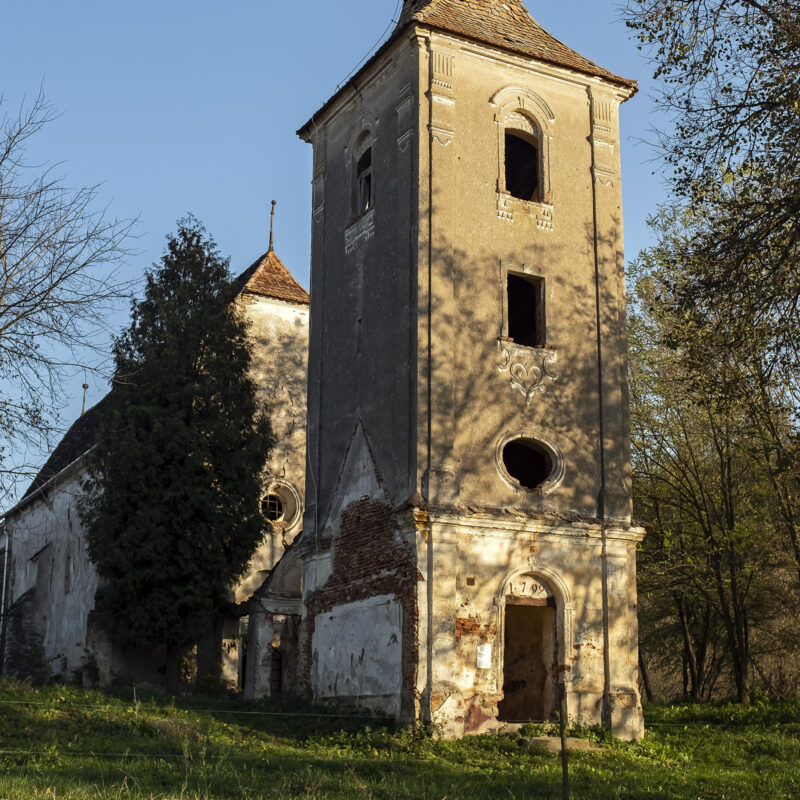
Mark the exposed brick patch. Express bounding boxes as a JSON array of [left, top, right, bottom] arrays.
[[299, 501, 418, 719], [455, 616, 496, 642]]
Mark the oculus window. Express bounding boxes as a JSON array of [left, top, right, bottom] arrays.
[[262, 493, 284, 523], [502, 438, 553, 490]]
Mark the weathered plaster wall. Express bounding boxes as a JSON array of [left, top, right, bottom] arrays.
[[1, 470, 98, 680], [234, 294, 309, 603], [415, 511, 644, 738], [301, 37, 420, 545], [294, 427, 419, 718], [312, 595, 403, 716], [243, 544, 304, 700], [300, 495, 418, 719], [414, 31, 633, 521]]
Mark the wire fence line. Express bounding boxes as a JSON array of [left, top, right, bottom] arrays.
[[2, 698, 799, 729], [0, 699, 381, 719], [0, 747, 464, 765]]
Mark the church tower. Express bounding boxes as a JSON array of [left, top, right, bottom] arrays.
[[296, 0, 644, 739]]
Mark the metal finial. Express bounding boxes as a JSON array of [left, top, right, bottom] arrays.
[[81, 383, 89, 415], [268, 200, 277, 252]]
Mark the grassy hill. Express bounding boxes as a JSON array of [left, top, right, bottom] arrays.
[[0, 677, 798, 799]]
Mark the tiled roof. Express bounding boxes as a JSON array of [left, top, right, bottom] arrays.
[[298, 0, 635, 137], [20, 397, 109, 501], [397, 0, 635, 88], [234, 249, 310, 306]]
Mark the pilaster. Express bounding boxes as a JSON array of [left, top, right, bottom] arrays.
[[589, 87, 633, 523], [422, 37, 459, 504]]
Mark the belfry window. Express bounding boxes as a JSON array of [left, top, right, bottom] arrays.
[[505, 131, 539, 202], [355, 147, 372, 216], [507, 274, 545, 348]]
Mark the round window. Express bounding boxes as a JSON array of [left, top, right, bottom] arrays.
[[262, 493, 284, 522], [501, 438, 553, 490], [260, 482, 302, 529]]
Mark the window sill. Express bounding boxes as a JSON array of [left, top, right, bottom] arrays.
[[345, 208, 376, 254], [499, 336, 556, 351], [496, 191, 553, 230]]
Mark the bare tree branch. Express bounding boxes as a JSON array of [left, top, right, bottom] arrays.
[[0, 91, 136, 498]]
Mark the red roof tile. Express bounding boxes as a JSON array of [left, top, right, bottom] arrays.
[[234, 249, 310, 306], [398, 0, 635, 88]]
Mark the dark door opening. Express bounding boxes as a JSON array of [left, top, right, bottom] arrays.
[[270, 647, 282, 695], [498, 602, 557, 722]]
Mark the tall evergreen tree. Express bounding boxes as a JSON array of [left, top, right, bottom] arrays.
[[81, 218, 273, 690]]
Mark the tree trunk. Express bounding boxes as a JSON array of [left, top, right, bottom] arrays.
[[676, 595, 699, 699], [728, 549, 751, 704], [639, 652, 653, 702]]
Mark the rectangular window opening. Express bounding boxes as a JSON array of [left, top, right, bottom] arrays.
[[507, 274, 545, 348]]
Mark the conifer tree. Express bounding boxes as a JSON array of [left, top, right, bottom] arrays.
[[81, 218, 273, 690]]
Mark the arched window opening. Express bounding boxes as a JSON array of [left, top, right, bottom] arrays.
[[356, 147, 372, 215], [505, 132, 539, 202], [502, 438, 552, 490]]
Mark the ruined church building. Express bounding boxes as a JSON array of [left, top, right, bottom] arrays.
[[2, 0, 645, 740]]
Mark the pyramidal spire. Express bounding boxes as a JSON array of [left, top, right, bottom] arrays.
[[233, 201, 309, 305]]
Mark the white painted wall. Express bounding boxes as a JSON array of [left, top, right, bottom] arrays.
[[4, 469, 99, 679], [312, 594, 402, 717]]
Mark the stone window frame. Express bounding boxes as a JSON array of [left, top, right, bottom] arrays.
[[495, 429, 565, 496], [491, 86, 555, 228], [344, 110, 380, 224], [263, 480, 302, 533], [500, 263, 548, 348], [493, 565, 576, 693]]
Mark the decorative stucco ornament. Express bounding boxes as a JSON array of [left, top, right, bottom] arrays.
[[497, 345, 558, 404]]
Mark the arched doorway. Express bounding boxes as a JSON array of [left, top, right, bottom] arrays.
[[497, 574, 558, 722]]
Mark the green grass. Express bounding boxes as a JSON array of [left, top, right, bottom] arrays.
[[0, 678, 798, 799]]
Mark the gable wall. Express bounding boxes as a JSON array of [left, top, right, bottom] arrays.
[[1, 470, 99, 680]]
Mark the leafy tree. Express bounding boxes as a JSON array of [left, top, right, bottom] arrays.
[[0, 92, 133, 500], [81, 218, 273, 691], [630, 207, 800, 702], [623, 1, 800, 367]]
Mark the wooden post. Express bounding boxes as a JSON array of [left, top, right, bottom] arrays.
[[559, 681, 570, 800]]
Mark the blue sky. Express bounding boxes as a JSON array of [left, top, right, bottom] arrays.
[[0, 0, 667, 491]]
